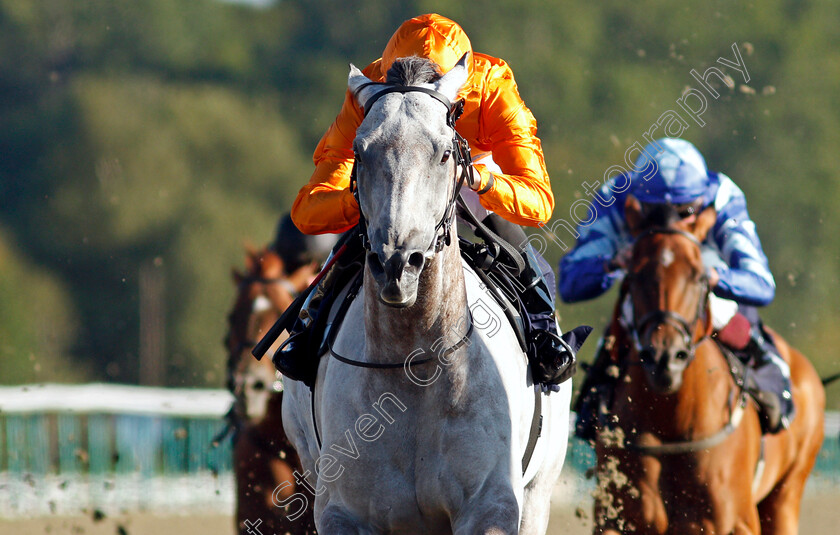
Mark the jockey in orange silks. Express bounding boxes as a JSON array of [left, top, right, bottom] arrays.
[[292, 13, 553, 234], [275, 14, 590, 390]]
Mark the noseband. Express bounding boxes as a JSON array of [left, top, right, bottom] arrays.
[[627, 227, 711, 356], [349, 84, 473, 256]]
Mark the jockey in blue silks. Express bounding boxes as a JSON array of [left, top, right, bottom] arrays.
[[560, 137, 793, 438]]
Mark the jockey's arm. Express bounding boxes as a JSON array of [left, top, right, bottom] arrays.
[[291, 88, 363, 235], [291, 63, 385, 235], [470, 60, 553, 227], [292, 59, 555, 233], [558, 187, 629, 303], [707, 174, 776, 307]]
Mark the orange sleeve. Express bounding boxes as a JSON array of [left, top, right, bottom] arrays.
[[473, 61, 554, 227], [291, 63, 383, 235]]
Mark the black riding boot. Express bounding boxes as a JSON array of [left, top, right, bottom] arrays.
[[477, 213, 591, 389], [723, 306, 794, 434], [518, 246, 592, 388], [571, 336, 617, 442], [272, 231, 365, 387], [741, 326, 794, 434]]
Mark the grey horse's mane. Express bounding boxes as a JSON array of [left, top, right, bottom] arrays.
[[385, 56, 442, 86]]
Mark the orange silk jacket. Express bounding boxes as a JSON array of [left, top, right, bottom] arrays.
[[291, 14, 553, 234]]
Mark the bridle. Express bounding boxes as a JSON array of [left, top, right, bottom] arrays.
[[331, 93, 477, 368], [226, 274, 287, 392], [626, 227, 712, 358], [613, 226, 750, 455], [348, 82, 474, 256]]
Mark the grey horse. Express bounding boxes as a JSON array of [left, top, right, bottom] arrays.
[[281, 53, 571, 534]]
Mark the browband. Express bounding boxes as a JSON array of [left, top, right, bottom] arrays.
[[360, 84, 453, 119]]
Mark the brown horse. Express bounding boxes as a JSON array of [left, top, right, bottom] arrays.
[[226, 246, 317, 534], [591, 200, 825, 534]]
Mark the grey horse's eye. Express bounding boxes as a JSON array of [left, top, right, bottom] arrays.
[[440, 150, 452, 164]]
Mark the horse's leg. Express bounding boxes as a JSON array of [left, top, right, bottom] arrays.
[[319, 504, 376, 535], [234, 433, 277, 534], [757, 345, 825, 535], [452, 482, 520, 535], [757, 468, 809, 535], [731, 506, 761, 535], [520, 386, 572, 535], [519, 475, 559, 535]]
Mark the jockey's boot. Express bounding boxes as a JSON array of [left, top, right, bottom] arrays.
[[740, 325, 794, 434], [572, 337, 615, 442], [474, 213, 591, 389], [272, 231, 365, 387], [518, 245, 592, 389], [718, 308, 794, 434]]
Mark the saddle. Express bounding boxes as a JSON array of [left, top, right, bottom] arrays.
[[313, 233, 530, 363], [253, 199, 532, 372]]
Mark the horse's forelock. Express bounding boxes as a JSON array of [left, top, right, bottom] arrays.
[[385, 56, 442, 86], [642, 204, 682, 228]]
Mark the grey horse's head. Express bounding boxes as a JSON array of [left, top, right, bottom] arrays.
[[348, 53, 470, 308]]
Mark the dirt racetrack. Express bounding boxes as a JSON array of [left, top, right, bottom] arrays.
[[1, 491, 837, 534]]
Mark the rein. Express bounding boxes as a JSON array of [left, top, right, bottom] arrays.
[[624, 391, 748, 455], [326, 274, 475, 370]]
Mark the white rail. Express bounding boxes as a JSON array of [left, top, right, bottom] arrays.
[[0, 383, 234, 417]]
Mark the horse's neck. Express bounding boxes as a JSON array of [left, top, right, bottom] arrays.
[[364, 241, 467, 364]]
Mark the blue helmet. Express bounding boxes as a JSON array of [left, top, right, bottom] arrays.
[[629, 138, 710, 205]]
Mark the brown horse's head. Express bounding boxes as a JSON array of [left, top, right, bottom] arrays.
[[624, 196, 717, 393], [227, 247, 309, 424]]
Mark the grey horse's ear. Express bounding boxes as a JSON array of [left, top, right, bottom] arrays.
[[348, 64, 382, 111], [433, 52, 470, 104]]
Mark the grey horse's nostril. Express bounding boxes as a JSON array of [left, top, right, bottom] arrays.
[[252, 380, 265, 391], [675, 350, 690, 361], [368, 252, 385, 274], [408, 252, 425, 270]]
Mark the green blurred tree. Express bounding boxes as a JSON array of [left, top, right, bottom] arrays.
[[0, 0, 838, 407]]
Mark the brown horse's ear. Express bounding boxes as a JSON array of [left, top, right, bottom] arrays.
[[691, 205, 717, 242], [243, 252, 255, 274], [243, 241, 258, 271], [624, 195, 644, 236]]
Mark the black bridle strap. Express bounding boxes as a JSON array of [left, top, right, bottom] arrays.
[[350, 85, 472, 255], [629, 227, 711, 350], [361, 84, 454, 121]]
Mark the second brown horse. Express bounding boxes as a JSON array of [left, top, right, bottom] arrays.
[[226, 247, 317, 534], [591, 200, 825, 534]]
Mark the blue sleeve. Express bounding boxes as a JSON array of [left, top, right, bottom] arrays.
[[559, 253, 623, 303], [557, 181, 630, 303], [709, 175, 776, 306]]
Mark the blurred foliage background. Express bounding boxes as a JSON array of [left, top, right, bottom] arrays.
[[1, 0, 838, 408]]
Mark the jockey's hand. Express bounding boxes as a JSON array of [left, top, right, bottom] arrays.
[[607, 245, 633, 272], [287, 260, 320, 293], [706, 266, 720, 287], [467, 153, 499, 192], [457, 163, 481, 191]]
